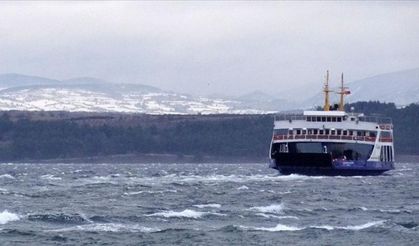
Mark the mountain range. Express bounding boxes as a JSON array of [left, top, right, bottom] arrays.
[[0, 68, 417, 114]]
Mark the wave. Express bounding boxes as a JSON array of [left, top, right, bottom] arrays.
[[49, 223, 159, 233], [245, 220, 385, 232], [249, 204, 284, 214], [0, 174, 15, 179], [27, 213, 91, 224], [77, 173, 323, 186], [40, 174, 62, 181], [237, 185, 249, 190], [355, 207, 411, 214], [123, 189, 177, 196], [147, 209, 226, 219], [0, 210, 20, 225], [193, 204, 221, 209], [255, 213, 299, 220]]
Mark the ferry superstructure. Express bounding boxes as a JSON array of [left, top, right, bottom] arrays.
[[269, 72, 395, 175]]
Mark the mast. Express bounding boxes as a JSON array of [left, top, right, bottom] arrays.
[[337, 73, 350, 111], [323, 70, 331, 111]]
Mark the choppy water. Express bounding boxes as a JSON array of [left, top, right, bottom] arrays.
[[0, 163, 418, 245]]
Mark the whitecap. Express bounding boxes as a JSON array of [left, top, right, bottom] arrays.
[[49, 223, 159, 233], [0, 210, 20, 225], [147, 209, 225, 219], [378, 209, 402, 214], [248, 223, 302, 232], [0, 174, 15, 179], [255, 213, 298, 220], [244, 220, 385, 232], [311, 220, 386, 231], [193, 204, 221, 209], [249, 204, 284, 214], [237, 185, 249, 190], [127, 173, 323, 185], [40, 174, 62, 180], [124, 189, 177, 195]]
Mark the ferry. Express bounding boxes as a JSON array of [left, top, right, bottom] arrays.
[[269, 71, 395, 175]]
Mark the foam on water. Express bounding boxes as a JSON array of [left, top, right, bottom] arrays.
[[312, 220, 386, 231], [255, 213, 299, 220], [245, 220, 385, 232], [123, 189, 177, 195], [147, 209, 225, 219], [193, 204, 222, 209], [50, 223, 159, 233], [40, 174, 62, 181], [248, 224, 302, 232], [0, 174, 15, 179], [249, 204, 284, 214], [237, 185, 249, 190], [81, 173, 323, 186], [0, 210, 20, 225]]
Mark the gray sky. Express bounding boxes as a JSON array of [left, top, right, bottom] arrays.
[[0, 1, 418, 98]]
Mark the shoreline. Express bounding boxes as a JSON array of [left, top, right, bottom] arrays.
[[2, 153, 417, 164]]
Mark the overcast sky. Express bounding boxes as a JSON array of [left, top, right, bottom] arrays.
[[0, 1, 418, 97]]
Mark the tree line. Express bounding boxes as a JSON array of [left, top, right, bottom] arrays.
[[0, 101, 417, 161]]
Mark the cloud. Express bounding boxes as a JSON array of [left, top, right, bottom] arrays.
[[0, 2, 418, 97]]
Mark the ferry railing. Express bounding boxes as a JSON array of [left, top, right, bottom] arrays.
[[272, 134, 384, 142], [274, 114, 392, 124]]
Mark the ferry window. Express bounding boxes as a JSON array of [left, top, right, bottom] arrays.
[[317, 117, 321, 121], [369, 131, 377, 138], [381, 131, 391, 138], [343, 130, 347, 136], [327, 117, 331, 122], [288, 130, 293, 135], [325, 129, 330, 135], [308, 129, 313, 134], [357, 131, 365, 136], [349, 130, 353, 136], [306, 117, 311, 122], [312, 117, 317, 122], [296, 129, 301, 135], [337, 129, 342, 135], [337, 117, 342, 122], [302, 129, 307, 135], [274, 129, 288, 135], [313, 129, 318, 134], [332, 117, 336, 122], [321, 117, 326, 122], [331, 130, 335, 135], [319, 130, 324, 135]]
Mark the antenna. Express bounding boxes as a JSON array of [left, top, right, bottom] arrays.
[[337, 73, 350, 111], [323, 70, 332, 111]]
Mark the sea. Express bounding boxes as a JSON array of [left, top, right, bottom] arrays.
[[0, 163, 418, 245]]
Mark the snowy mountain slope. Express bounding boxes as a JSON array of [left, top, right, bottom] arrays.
[[0, 68, 416, 114], [0, 77, 268, 114]]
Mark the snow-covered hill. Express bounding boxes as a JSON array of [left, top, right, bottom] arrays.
[[0, 68, 417, 113], [0, 77, 268, 114]]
